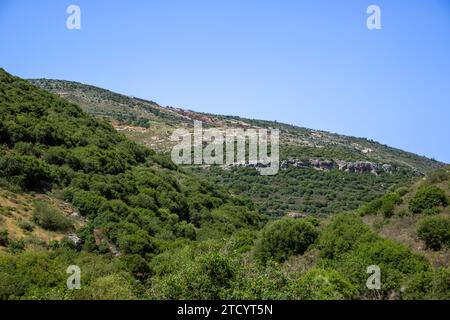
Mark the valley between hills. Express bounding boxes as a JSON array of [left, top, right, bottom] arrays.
[[0, 69, 448, 300]]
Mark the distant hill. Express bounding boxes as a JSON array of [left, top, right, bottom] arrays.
[[28, 78, 445, 216], [29, 78, 444, 173]]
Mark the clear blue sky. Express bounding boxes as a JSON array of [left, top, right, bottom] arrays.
[[1, 0, 449, 163]]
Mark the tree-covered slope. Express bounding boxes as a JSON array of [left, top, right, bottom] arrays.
[[0, 68, 263, 298], [0, 69, 448, 300]]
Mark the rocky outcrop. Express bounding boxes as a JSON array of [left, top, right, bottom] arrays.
[[281, 159, 397, 175], [310, 159, 334, 171], [222, 157, 399, 175], [280, 159, 308, 169]]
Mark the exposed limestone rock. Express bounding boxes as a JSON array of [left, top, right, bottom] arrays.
[[222, 158, 398, 175], [310, 159, 333, 171], [68, 233, 83, 249], [280, 159, 396, 175]]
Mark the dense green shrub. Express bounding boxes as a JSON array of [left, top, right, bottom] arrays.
[[290, 268, 357, 300], [32, 201, 73, 232], [68, 190, 107, 217], [0, 154, 53, 190], [8, 239, 25, 253], [76, 274, 137, 300], [0, 249, 138, 300], [380, 192, 402, 217], [417, 216, 450, 250], [422, 207, 442, 215], [0, 230, 9, 247], [117, 229, 156, 256], [318, 214, 375, 259], [149, 251, 236, 299], [409, 186, 448, 213], [255, 218, 318, 264], [396, 187, 409, 197], [358, 198, 382, 215], [358, 192, 402, 217], [118, 254, 152, 281], [0, 251, 65, 299], [403, 268, 450, 300], [318, 214, 429, 297]]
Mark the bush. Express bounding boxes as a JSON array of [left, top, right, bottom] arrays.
[[8, 239, 25, 253], [422, 207, 442, 216], [381, 192, 402, 217], [118, 254, 152, 281], [322, 238, 429, 297], [0, 154, 52, 190], [76, 274, 136, 300], [358, 198, 382, 215], [318, 214, 375, 260], [18, 221, 34, 232], [149, 251, 236, 299], [358, 192, 401, 217], [290, 268, 357, 300], [32, 201, 73, 232], [69, 190, 106, 217], [0, 230, 9, 247], [396, 187, 409, 197], [417, 216, 450, 250], [403, 268, 450, 300], [409, 186, 448, 213], [0, 251, 67, 299], [255, 218, 318, 264], [199, 252, 235, 291], [427, 167, 450, 184], [174, 221, 196, 240], [117, 229, 155, 256]]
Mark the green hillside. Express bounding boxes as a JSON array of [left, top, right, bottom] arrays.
[[28, 78, 445, 216], [29, 78, 443, 173], [0, 69, 448, 300]]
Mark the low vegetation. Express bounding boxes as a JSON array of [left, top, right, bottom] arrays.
[[409, 185, 448, 214], [417, 216, 450, 250], [32, 202, 73, 232]]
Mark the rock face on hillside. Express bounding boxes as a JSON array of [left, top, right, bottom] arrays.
[[277, 159, 397, 175], [222, 158, 396, 175], [68, 233, 83, 249], [221, 158, 398, 175], [220, 157, 421, 176], [280, 159, 395, 175]]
